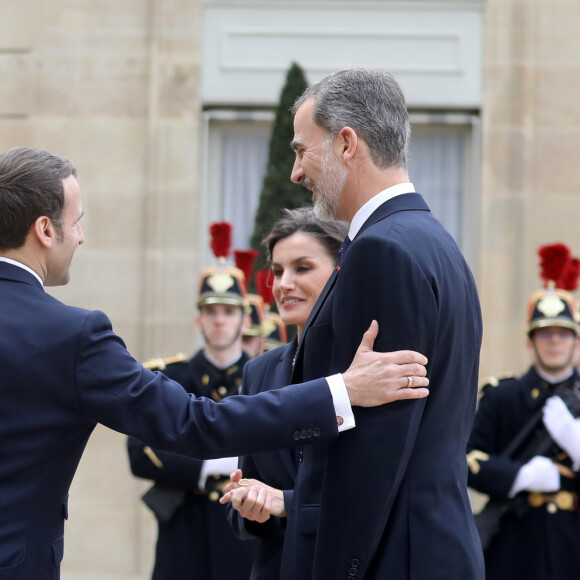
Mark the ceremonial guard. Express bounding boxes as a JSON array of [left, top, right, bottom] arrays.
[[127, 222, 258, 580], [467, 243, 580, 580], [262, 311, 287, 352], [242, 292, 266, 357]]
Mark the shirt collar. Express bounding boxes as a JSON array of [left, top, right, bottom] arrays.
[[535, 366, 574, 385], [203, 349, 243, 371], [0, 257, 44, 286], [348, 182, 415, 241]]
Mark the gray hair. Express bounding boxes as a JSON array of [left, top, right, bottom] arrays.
[[292, 68, 410, 170]]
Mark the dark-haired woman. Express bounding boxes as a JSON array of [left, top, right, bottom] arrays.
[[224, 208, 347, 579]]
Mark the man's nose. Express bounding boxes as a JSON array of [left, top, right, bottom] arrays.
[[290, 158, 304, 184]]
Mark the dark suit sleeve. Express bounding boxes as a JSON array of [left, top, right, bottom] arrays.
[[312, 235, 437, 570], [74, 310, 338, 459], [467, 385, 524, 498]]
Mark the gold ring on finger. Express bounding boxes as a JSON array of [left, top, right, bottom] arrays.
[[407, 376, 413, 388], [239, 478, 252, 487]]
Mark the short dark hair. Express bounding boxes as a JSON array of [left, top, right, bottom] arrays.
[[292, 68, 410, 170], [263, 207, 349, 263], [0, 147, 77, 249]]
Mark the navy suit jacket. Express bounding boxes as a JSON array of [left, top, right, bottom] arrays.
[[286, 193, 485, 579], [0, 262, 337, 579], [228, 338, 298, 579]]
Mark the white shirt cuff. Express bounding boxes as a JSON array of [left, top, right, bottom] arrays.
[[198, 456, 239, 489], [326, 373, 356, 432]]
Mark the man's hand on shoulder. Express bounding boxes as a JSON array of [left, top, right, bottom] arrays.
[[343, 320, 429, 407]]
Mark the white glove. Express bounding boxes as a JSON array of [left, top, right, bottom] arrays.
[[543, 395, 580, 470], [509, 455, 560, 497], [198, 456, 239, 488]]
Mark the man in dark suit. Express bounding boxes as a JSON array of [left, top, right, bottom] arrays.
[[227, 68, 482, 579], [0, 146, 429, 579]]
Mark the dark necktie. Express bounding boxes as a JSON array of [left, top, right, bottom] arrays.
[[336, 236, 352, 267]]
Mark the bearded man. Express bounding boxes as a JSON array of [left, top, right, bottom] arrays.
[[226, 68, 484, 580]]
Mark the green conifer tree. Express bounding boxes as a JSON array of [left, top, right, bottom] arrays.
[[250, 62, 311, 271]]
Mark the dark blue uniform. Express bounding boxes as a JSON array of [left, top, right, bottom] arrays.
[[467, 367, 580, 580], [128, 350, 258, 580]]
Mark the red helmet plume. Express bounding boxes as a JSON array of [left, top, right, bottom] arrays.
[[234, 249, 259, 285], [209, 222, 233, 259], [538, 243, 580, 291], [255, 270, 274, 307]]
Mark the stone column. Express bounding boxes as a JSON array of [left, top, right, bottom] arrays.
[[479, 0, 580, 379]]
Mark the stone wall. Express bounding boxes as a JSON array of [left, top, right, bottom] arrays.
[[1, 1, 203, 577], [479, 0, 580, 381]]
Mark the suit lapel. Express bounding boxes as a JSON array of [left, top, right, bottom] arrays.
[[303, 268, 340, 335], [291, 268, 340, 383], [291, 193, 430, 383]]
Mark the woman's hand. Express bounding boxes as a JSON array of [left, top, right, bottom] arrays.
[[220, 469, 286, 522]]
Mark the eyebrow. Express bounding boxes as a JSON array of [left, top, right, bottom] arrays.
[[272, 255, 316, 267]]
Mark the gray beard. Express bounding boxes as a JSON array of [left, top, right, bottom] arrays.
[[313, 195, 338, 220], [312, 145, 348, 220]]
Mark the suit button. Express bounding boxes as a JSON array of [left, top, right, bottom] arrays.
[[293, 431, 300, 441], [349, 567, 358, 576], [313, 428, 320, 437], [350, 559, 359, 567], [300, 429, 307, 439], [307, 428, 313, 438]]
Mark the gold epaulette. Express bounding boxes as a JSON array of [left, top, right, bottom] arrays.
[[478, 373, 515, 396], [142, 353, 187, 371]]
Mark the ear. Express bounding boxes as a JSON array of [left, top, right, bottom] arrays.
[[336, 127, 358, 163], [526, 336, 535, 357], [32, 216, 56, 249], [241, 313, 251, 335]]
